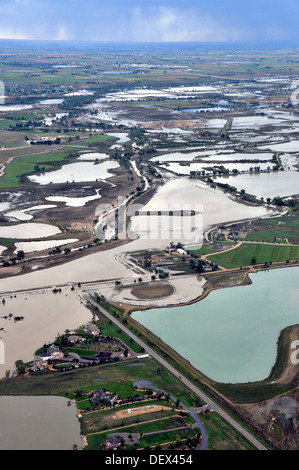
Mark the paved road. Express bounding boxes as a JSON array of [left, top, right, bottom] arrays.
[[82, 292, 267, 451], [133, 379, 208, 450]]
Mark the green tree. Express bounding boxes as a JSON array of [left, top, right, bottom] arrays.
[[17, 250, 25, 260], [15, 360, 26, 375]]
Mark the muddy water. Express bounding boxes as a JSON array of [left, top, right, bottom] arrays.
[[0, 223, 61, 239], [14, 239, 79, 253], [106, 132, 130, 143], [259, 139, 299, 152], [0, 245, 135, 293], [46, 190, 101, 207], [130, 178, 270, 241], [151, 150, 224, 162], [0, 177, 274, 382], [5, 205, 57, 222], [0, 105, 33, 112], [200, 152, 274, 162], [214, 170, 299, 199], [0, 396, 82, 450], [0, 178, 270, 293], [28, 160, 120, 185], [163, 162, 274, 175], [0, 287, 92, 378]]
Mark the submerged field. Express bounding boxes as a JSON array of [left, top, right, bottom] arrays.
[[0, 42, 299, 451]]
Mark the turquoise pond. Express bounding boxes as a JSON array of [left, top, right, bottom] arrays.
[[132, 267, 299, 384]]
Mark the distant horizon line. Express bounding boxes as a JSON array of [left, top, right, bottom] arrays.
[[0, 38, 299, 44]]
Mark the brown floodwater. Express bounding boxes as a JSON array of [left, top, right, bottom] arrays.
[[0, 396, 82, 450], [0, 287, 92, 378]]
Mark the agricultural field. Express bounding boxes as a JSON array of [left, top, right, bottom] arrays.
[[0, 150, 73, 189], [244, 218, 299, 244], [0, 39, 299, 452], [207, 242, 299, 269], [84, 417, 197, 451], [0, 129, 33, 150], [0, 358, 200, 409]]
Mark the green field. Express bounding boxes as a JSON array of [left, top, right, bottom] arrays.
[[95, 318, 143, 354], [0, 359, 199, 408], [0, 129, 30, 149], [245, 225, 299, 244], [67, 348, 98, 357], [0, 150, 73, 188], [0, 239, 15, 250], [120, 416, 187, 435], [77, 399, 104, 411], [139, 428, 194, 448], [83, 135, 113, 144], [189, 245, 217, 256], [200, 412, 256, 450], [0, 119, 26, 128], [75, 381, 147, 411], [207, 243, 299, 269], [237, 214, 299, 244], [213, 381, 292, 404], [85, 422, 194, 450], [8, 113, 42, 120]]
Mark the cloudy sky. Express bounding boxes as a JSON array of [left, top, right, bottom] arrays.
[[0, 0, 298, 43]]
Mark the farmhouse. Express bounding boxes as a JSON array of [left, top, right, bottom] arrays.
[[47, 345, 64, 358], [91, 389, 118, 407], [103, 434, 123, 450], [68, 335, 84, 344], [85, 323, 100, 337]]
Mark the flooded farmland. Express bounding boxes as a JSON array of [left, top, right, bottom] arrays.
[[28, 160, 120, 185], [0, 287, 93, 378], [0, 396, 82, 450], [0, 223, 61, 239], [214, 170, 299, 199]]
